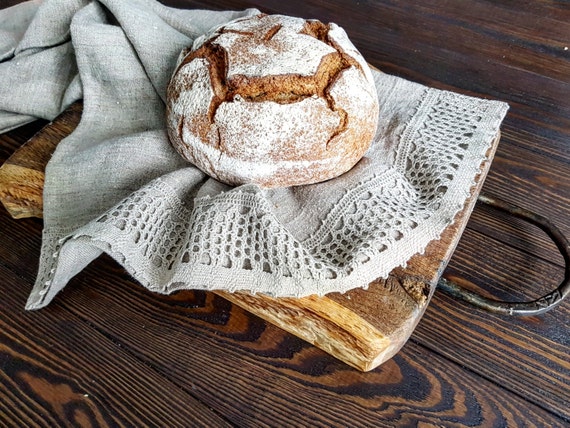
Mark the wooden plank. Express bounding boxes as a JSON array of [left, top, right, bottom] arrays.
[[424, 227, 570, 419], [0, 120, 48, 164], [58, 275, 569, 428], [467, 205, 565, 267], [0, 103, 82, 219], [0, 222, 564, 427], [2, 196, 564, 421], [0, 102, 497, 371], [0, 261, 233, 427], [484, 146, 570, 232]]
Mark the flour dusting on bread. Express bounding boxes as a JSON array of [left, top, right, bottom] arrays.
[[166, 13, 379, 188]]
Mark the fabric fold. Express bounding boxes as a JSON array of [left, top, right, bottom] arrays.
[[0, 0, 509, 310]]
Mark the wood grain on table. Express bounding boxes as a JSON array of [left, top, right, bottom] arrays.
[[1, 0, 569, 426]]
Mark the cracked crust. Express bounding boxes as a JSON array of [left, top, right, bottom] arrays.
[[166, 13, 379, 188]]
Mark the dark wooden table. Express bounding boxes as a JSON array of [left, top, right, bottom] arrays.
[[1, 0, 569, 426]]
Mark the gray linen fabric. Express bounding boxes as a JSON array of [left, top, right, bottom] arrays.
[[0, 0, 508, 309]]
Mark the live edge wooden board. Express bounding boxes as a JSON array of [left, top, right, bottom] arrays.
[[0, 101, 500, 371]]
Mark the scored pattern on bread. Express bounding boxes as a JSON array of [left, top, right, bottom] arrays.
[[166, 14, 379, 188]]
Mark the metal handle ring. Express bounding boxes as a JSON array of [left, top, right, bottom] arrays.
[[438, 194, 570, 316]]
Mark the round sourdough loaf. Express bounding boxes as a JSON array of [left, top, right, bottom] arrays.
[[166, 13, 379, 188]]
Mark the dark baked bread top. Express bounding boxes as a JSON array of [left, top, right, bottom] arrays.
[[166, 14, 379, 187]]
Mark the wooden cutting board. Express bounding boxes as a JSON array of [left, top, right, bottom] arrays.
[[0, 101, 499, 371]]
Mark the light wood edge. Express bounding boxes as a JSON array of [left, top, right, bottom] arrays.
[[0, 163, 45, 219], [216, 290, 392, 371], [0, 102, 83, 219]]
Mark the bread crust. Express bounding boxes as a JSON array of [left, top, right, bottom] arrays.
[[166, 13, 379, 188]]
